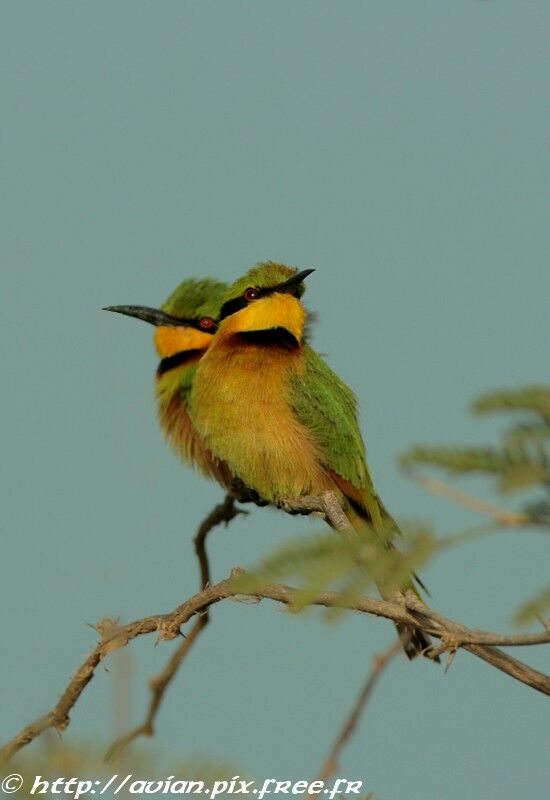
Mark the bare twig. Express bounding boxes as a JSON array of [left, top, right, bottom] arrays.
[[2, 494, 549, 764], [2, 571, 550, 762], [194, 493, 246, 596], [104, 617, 205, 761], [314, 638, 402, 787], [410, 473, 530, 526], [279, 491, 354, 533], [105, 493, 243, 760]]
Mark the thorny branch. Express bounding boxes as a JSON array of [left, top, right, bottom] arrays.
[[2, 582, 549, 762], [1, 494, 549, 765]]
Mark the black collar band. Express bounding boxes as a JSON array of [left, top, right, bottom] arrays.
[[157, 349, 204, 376]]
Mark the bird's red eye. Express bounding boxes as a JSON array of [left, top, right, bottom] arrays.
[[243, 287, 259, 301], [199, 316, 215, 330]]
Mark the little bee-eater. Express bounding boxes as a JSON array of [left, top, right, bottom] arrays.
[[190, 262, 433, 659], [104, 278, 235, 489]]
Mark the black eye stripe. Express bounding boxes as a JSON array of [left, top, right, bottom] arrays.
[[219, 295, 249, 320], [220, 288, 303, 320], [219, 276, 306, 321]]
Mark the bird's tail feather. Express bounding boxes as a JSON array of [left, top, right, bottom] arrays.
[[396, 622, 438, 661], [346, 499, 439, 662]]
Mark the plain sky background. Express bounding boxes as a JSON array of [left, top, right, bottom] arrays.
[[1, 2, 549, 797]]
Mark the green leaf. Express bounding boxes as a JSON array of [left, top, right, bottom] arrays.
[[229, 524, 437, 619], [400, 384, 550, 506], [473, 386, 550, 417]]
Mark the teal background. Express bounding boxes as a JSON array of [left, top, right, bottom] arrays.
[[1, 2, 549, 797]]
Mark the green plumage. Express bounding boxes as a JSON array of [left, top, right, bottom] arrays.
[[161, 277, 227, 320], [190, 261, 433, 658], [223, 261, 307, 303], [290, 346, 372, 492]]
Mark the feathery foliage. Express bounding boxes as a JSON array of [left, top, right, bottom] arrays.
[[230, 523, 437, 617], [472, 386, 550, 417], [400, 386, 550, 514], [400, 385, 550, 625]]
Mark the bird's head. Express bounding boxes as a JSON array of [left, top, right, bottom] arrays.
[[218, 262, 314, 346], [104, 278, 227, 374]]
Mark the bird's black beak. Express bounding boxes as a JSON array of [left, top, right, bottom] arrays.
[[103, 305, 190, 327], [273, 268, 315, 294]]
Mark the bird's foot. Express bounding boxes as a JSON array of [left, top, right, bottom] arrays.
[[230, 479, 269, 507]]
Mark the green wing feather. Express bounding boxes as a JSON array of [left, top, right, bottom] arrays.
[[289, 345, 382, 519], [290, 345, 425, 596], [290, 345, 430, 628]]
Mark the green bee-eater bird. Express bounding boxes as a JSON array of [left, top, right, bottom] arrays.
[[104, 278, 236, 489], [190, 262, 433, 659]]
